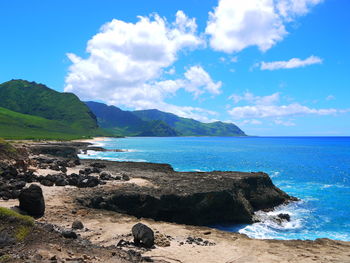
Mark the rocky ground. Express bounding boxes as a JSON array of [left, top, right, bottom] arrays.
[[1, 140, 350, 263]]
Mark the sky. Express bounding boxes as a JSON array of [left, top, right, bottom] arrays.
[[0, 0, 349, 136]]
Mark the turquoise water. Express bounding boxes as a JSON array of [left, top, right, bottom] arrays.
[[80, 137, 350, 241]]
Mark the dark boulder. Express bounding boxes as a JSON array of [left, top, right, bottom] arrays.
[[99, 172, 112, 180], [67, 174, 79, 186], [60, 166, 67, 173], [41, 179, 54, 187], [132, 223, 154, 248], [62, 230, 78, 239], [18, 184, 45, 218], [90, 162, 106, 169], [277, 213, 291, 222], [77, 176, 99, 188], [122, 174, 130, 181], [72, 220, 84, 230], [55, 177, 68, 186], [12, 181, 26, 190], [91, 167, 101, 174]]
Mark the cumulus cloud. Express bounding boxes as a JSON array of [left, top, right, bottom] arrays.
[[65, 11, 222, 121], [183, 66, 222, 97], [260, 55, 322, 70], [205, 0, 323, 53]]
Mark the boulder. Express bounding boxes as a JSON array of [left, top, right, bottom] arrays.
[[122, 174, 130, 181], [90, 162, 106, 169], [77, 176, 99, 188], [99, 172, 112, 180], [277, 213, 291, 222], [132, 223, 154, 248], [55, 177, 68, 186], [18, 184, 45, 218], [41, 179, 54, 187], [72, 220, 84, 230], [62, 230, 78, 239]]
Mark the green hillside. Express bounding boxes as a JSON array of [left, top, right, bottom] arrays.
[[86, 101, 179, 136], [0, 80, 98, 131], [133, 109, 246, 136], [85, 101, 246, 137], [0, 107, 90, 139], [0, 80, 106, 139]]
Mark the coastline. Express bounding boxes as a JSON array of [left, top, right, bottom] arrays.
[[1, 140, 350, 262]]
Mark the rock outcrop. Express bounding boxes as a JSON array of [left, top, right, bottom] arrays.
[[78, 160, 296, 226]]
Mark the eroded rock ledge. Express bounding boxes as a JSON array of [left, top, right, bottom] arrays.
[[76, 159, 296, 226]]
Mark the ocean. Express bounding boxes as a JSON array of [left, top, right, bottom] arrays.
[[79, 136, 350, 241]]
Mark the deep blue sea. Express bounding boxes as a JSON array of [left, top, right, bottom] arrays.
[[79, 137, 350, 241]]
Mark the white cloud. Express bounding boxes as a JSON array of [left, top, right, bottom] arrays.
[[276, 0, 323, 20], [228, 103, 339, 119], [65, 11, 222, 121], [205, 0, 322, 53], [227, 91, 347, 126], [183, 65, 222, 97], [260, 55, 322, 70], [229, 92, 280, 105]]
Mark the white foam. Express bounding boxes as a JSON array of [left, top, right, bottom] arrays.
[[239, 201, 308, 240]]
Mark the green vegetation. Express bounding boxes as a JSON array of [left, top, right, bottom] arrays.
[[15, 225, 32, 242], [133, 109, 246, 136], [86, 101, 179, 136], [0, 80, 108, 139], [0, 207, 34, 225], [86, 101, 246, 137], [0, 107, 100, 140], [0, 137, 18, 159], [0, 79, 245, 139], [0, 207, 34, 243]]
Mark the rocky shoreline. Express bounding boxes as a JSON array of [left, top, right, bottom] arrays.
[[1, 140, 350, 263]]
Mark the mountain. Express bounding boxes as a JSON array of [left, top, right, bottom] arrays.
[[86, 101, 246, 137], [85, 101, 179, 136], [0, 80, 105, 139], [133, 109, 246, 137]]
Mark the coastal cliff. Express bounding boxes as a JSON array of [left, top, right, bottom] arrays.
[[77, 160, 294, 225]]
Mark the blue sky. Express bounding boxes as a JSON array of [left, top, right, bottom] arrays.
[[0, 0, 349, 135]]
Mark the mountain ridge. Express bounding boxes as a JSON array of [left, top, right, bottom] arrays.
[[86, 101, 246, 137]]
